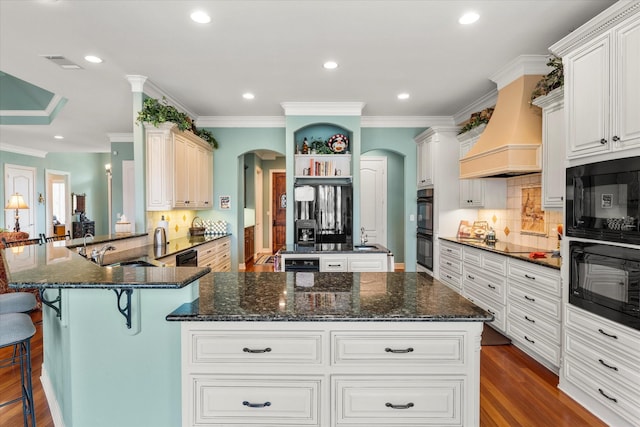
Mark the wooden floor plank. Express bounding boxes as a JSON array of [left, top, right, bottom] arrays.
[[0, 262, 609, 426]]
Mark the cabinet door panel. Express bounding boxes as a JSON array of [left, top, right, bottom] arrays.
[[615, 17, 640, 149], [566, 35, 610, 158]]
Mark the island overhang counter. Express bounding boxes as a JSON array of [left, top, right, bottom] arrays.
[[169, 272, 492, 427]]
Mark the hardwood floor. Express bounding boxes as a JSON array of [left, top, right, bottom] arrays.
[[0, 260, 606, 426]]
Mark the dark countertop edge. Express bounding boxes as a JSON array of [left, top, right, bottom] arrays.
[[9, 267, 211, 290], [66, 232, 149, 248], [166, 315, 493, 322], [439, 237, 561, 270], [278, 244, 390, 254]]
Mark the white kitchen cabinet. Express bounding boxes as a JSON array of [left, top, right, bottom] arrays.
[[281, 252, 389, 272], [182, 321, 483, 427], [457, 126, 506, 209], [532, 88, 565, 209], [438, 240, 463, 293], [144, 122, 213, 211], [415, 134, 433, 188], [196, 236, 231, 271], [552, 4, 640, 160], [560, 305, 640, 427]]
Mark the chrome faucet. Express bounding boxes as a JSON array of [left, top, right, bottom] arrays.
[[79, 233, 94, 257], [360, 227, 368, 245], [92, 244, 116, 265]]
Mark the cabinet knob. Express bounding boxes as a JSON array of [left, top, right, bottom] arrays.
[[600, 138, 607, 144], [612, 135, 620, 142]]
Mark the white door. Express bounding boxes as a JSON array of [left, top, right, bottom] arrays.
[[4, 164, 37, 236], [360, 156, 387, 246], [122, 160, 136, 231], [45, 170, 71, 237], [255, 166, 264, 253]]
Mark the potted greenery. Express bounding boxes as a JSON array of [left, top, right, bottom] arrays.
[[530, 55, 563, 103], [136, 97, 218, 149]]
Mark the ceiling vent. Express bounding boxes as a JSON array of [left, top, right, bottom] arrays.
[[41, 55, 83, 70]]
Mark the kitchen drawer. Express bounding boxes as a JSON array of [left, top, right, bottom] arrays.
[[440, 240, 462, 260], [507, 316, 561, 367], [564, 358, 640, 425], [347, 254, 387, 272], [464, 265, 506, 304], [321, 258, 347, 272], [191, 376, 321, 426], [481, 251, 507, 276], [565, 305, 640, 362], [439, 266, 462, 293], [333, 376, 463, 426], [565, 332, 640, 394], [440, 253, 462, 275], [332, 332, 464, 365], [464, 287, 505, 332], [189, 331, 323, 365], [507, 301, 561, 344], [508, 282, 561, 320], [507, 259, 560, 297], [462, 246, 481, 267]]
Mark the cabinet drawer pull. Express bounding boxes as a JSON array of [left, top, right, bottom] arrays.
[[612, 135, 620, 142], [524, 274, 536, 280], [445, 274, 452, 279], [243, 347, 272, 353], [385, 402, 414, 409], [327, 263, 341, 267], [446, 261, 452, 266], [487, 309, 496, 315], [524, 295, 536, 302], [524, 315, 535, 323], [598, 359, 618, 371], [467, 274, 475, 280], [385, 347, 414, 354], [446, 249, 452, 253], [487, 284, 496, 290], [598, 329, 618, 339], [600, 138, 607, 144], [243, 401, 271, 408], [598, 389, 617, 403], [524, 335, 535, 344]]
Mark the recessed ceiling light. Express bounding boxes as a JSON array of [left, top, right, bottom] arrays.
[[323, 61, 338, 70], [190, 11, 211, 24], [243, 93, 255, 100], [54, 135, 64, 140], [459, 12, 480, 25], [397, 93, 410, 100], [84, 55, 103, 64]]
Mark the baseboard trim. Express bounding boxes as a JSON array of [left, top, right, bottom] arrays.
[[41, 365, 66, 427]]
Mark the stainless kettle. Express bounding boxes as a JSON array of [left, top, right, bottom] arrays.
[[154, 227, 167, 247]]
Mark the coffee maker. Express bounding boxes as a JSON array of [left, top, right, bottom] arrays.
[[296, 219, 316, 244]]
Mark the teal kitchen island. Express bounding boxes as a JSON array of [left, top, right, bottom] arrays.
[[6, 241, 491, 427]]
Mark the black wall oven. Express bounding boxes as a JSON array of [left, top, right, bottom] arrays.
[[569, 241, 640, 331], [417, 188, 433, 270], [566, 156, 640, 245]]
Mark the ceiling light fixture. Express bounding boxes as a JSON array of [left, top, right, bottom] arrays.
[[323, 61, 338, 70], [397, 93, 410, 100], [243, 93, 255, 100], [84, 55, 103, 63], [459, 12, 480, 25], [190, 11, 211, 24], [54, 135, 64, 139]]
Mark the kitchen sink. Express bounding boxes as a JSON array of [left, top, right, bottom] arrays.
[[354, 245, 378, 251], [107, 260, 157, 268]]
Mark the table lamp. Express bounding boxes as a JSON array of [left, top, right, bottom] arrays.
[[5, 193, 29, 232]]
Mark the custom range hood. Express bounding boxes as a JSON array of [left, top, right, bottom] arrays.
[[460, 56, 549, 179]]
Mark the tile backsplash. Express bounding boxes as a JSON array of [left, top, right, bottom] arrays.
[[477, 173, 563, 251]]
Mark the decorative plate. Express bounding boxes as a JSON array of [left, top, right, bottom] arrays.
[[328, 134, 349, 153]]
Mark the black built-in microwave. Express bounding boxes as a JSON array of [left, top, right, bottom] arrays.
[[566, 156, 640, 245], [569, 241, 640, 331]]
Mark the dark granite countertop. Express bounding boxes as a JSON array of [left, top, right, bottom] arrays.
[[167, 272, 493, 322], [4, 239, 210, 290], [278, 242, 391, 254], [439, 237, 561, 270], [65, 232, 150, 249]]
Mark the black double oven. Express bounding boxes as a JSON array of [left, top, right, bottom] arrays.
[[417, 188, 433, 271], [566, 156, 640, 331]]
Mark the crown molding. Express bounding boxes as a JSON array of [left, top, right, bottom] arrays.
[[490, 55, 549, 90], [531, 87, 564, 109], [196, 116, 285, 128], [550, 1, 640, 57], [0, 142, 48, 158], [280, 102, 365, 116], [453, 89, 498, 124], [361, 116, 450, 128], [107, 133, 134, 143], [0, 95, 67, 125], [125, 75, 198, 119]]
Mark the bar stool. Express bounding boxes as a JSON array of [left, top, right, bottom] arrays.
[[0, 313, 37, 426], [0, 292, 37, 315]]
